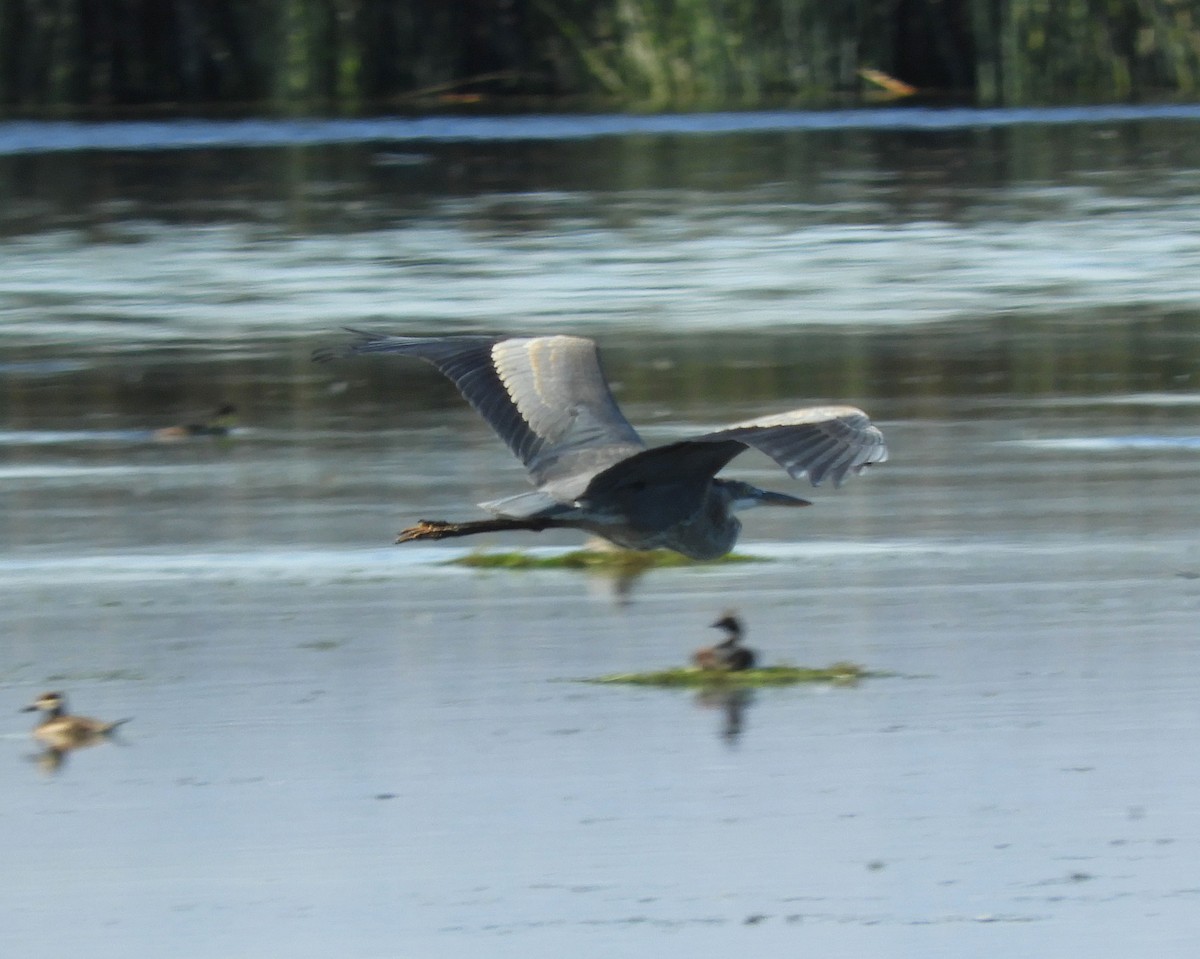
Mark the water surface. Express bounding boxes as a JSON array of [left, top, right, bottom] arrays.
[[2, 110, 1199, 957]]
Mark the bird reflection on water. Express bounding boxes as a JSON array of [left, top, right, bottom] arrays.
[[314, 333, 887, 559], [696, 686, 755, 744]]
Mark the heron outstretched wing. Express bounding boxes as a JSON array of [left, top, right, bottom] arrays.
[[698, 406, 888, 486], [582, 406, 887, 501], [316, 332, 646, 489]]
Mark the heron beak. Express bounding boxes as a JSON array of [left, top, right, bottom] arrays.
[[762, 490, 811, 507], [20, 704, 37, 712], [736, 489, 811, 510]]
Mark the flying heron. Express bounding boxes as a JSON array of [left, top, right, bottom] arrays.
[[315, 333, 887, 559]]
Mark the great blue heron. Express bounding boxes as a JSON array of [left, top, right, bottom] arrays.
[[693, 613, 756, 671], [314, 333, 887, 559]]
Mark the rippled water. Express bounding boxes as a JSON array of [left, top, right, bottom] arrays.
[[2, 110, 1199, 957]]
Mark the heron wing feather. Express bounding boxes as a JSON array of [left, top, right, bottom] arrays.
[[317, 332, 645, 490], [582, 405, 886, 501], [696, 406, 888, 487]]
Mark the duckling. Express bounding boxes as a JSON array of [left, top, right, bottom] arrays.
[[21, 691, 131, 751], [692, 612, 757, 671], [152, 403, 238, 441]]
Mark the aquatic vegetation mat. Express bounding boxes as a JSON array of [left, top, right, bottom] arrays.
[[447, 548, 763, 572], [583, 663, 873, 687], [42, 669, 145, 683]]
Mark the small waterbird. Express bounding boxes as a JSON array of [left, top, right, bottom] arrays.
[[21, 691, 131, 752], [152, 403, 238, 441], [693, 612, 757, 671]]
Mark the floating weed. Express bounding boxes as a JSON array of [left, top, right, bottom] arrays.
[[582, 663, 877, 688], [447, 548, 764, 573], [43, 669, 145, 683], [297, 640, 342, 651]]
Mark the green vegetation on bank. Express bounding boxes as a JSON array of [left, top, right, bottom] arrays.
[[1, 0, 1197, 112]]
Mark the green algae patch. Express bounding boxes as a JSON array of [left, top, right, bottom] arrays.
[[297, 640, 343, 651], [583, 662, 873, 688], [447, 548, 764, 573], [44, 668, 146, 683]]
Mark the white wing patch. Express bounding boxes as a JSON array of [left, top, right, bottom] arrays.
[[724, 405, 873, 431], [692, 404, 888, 485], [492, 336, 590, 442]]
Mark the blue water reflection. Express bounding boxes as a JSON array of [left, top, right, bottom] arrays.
[[3, 104, 1200, 154]]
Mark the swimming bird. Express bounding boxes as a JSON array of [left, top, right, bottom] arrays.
[[693, 612, 757, 671], [314, 333, 887, 560], [152, 403, 238, 441], [21, 691, 131, 752]]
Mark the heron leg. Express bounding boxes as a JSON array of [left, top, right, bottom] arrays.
[[395, 517, 561, 544]]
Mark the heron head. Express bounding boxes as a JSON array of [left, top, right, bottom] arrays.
[[720, 480, 811, 512]]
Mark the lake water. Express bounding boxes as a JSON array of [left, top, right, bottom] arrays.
[[2, 108, 1200, 957]]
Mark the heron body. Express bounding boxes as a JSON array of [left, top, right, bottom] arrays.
[[22, 691, 130, 752], [315, 333, 887, 559]]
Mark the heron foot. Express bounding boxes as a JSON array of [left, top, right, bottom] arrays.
[[395, 520, 457, 543], [396, 515, 561, 544]]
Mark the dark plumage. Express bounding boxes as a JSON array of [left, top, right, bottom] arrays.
[[153, 403, 238, 441], [693, 613, 757, 671]]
